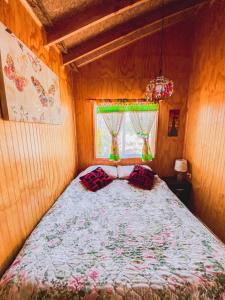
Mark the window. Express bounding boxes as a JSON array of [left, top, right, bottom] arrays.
[[96, 112, 144, 158]]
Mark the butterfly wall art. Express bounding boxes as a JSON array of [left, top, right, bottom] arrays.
[[4, 54, 28, 92], [0, 21, 62, 124], [31, 76, 56, 107]]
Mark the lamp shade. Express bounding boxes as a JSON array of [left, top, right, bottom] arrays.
[[174, 159, 188, 172], [146, 75, 174, 102]]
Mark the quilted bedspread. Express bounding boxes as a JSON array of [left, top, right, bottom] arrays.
[[1, 176, 225, 300]]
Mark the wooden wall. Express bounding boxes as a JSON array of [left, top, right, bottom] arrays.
[[184, 0, 225, 242], [0, 0, 77, 274], [74, 20, 194, 176]]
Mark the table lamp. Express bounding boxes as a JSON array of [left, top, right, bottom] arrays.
[[174, 159, 188, 182]]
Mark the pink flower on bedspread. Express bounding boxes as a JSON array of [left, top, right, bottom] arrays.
[[152, 236, 166, 246], [204, 263, 215, 273], [77, 219, 85, 227], [0, 271, 14, 286], [114, 247, 122, 256], [100, 208, 106, 214], [167, 275, 185, 287], [11, 257, 21, 268], [101, 255, 108, 260], [19, 270, 27, 282], [193, 274, 208, 286], [68, 276, 84, 292], [88, 269, 98, 281], [48, 237, 61, 248], [203, 263, 224, 277], [130, 261, 148, 271], [152, 231, 171, 246], [143, 250, 155, 260]]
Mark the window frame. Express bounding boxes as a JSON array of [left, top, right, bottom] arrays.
[[120, 113, 141, 159], [94, 108, 142, 160]]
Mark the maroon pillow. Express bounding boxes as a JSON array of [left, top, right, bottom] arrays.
[[128, 165, 154, 190], [79, 167, 113, 192]]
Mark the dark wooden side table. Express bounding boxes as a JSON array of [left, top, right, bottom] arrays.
[[162, 177, 192, 209]]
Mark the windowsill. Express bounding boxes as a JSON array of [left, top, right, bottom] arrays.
[[93, 157, 150, 166], [96, 155, 140, 159]]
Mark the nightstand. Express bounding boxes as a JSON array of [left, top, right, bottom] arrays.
[[162, 177, 192, 208]]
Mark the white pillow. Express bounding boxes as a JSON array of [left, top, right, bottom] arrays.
[[79, 165, 118, 178], [117, 165, 152, 179]]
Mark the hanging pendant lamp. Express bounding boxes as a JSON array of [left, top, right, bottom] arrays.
[[146, 0, 174, 102]]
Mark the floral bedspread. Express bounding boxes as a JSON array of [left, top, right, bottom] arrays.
[[1, 176, 225, 300]]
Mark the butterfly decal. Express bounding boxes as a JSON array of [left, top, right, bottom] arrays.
[[4, 54, 28, 92], [31, 76, 55, 107], [11, 105, 29, 121], [32, 112, 45, 123], [27, 53, 42, 73]]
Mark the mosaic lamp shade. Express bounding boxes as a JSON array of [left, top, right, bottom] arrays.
[[146, 75, 174, 102], [145, 0, 174, 102]]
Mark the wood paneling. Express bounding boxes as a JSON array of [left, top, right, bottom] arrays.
[[0, 0, 77, 275], [74, 20, 194, 175], [184, 0, 225, 242], [63, 0, 207, 66], [73, 6, 199, 68], [46, 0, 146, 45]]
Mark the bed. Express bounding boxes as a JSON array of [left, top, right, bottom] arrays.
[[0, 173, 225, 299]]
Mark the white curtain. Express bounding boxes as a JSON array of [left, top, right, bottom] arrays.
[[102, 112, 124, 161], [129, 111, 158, 161], [149, 111, 158, 158]]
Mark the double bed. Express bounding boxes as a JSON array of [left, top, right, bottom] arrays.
[[0, 172, 225, 299]]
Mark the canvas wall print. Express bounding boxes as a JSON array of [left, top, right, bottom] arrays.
[[168, 109, 180, 137], [0, 22, 62, 124]]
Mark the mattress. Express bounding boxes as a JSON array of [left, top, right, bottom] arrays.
[[0, 176, 225, 299]]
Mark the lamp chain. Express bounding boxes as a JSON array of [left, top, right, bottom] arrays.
[[159, 0, 164, 76]]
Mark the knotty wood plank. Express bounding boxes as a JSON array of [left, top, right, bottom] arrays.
[[63, 0, 207, 65], [0, 0, 78, 275], [46, 0, 147, 45], [184, 0, 225, 242]]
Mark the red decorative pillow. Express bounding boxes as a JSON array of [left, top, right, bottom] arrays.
[[128, 165, 155, 190], [79, 167, 113, 192]]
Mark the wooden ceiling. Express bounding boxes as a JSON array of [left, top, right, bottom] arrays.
[[24, 0, 209, 68]]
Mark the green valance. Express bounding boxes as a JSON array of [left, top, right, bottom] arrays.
[[97, 103, 159, 113]]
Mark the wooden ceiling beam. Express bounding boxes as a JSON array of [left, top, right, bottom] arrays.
[[63, 0, 208, 66], [74, 8, 194, 67], [45, 0, 148, 46]]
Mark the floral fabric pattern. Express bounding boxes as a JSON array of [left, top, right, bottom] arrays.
[[0, 176, 225, 299]]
